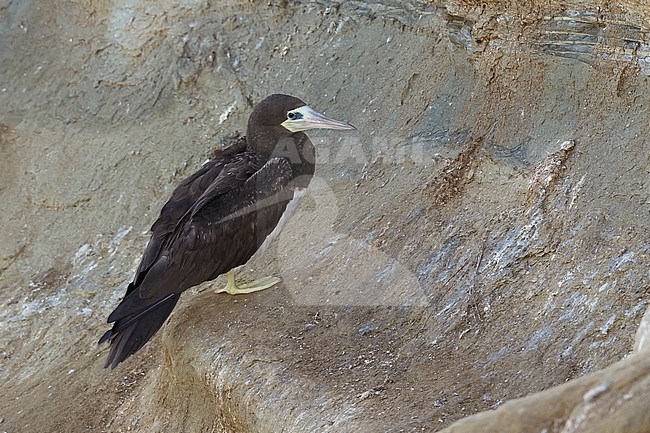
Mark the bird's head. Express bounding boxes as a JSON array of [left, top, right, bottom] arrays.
[[248, 94, 356, 137]]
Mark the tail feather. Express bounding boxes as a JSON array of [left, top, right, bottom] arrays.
[[100, 294, 180, 369]]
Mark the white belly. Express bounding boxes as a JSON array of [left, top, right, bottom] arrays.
[[256, 188, 306, 256]]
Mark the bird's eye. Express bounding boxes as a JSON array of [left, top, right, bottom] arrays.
[[287, 112, 295, 119]]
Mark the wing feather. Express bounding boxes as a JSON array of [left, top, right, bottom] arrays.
[[129, 139, 256, 292], [107, 157, 295, 320]]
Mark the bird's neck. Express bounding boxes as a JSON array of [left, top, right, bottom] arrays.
[[247, 127, 315, 179]]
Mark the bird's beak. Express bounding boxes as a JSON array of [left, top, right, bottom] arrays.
[[281, 105, 357, 133]]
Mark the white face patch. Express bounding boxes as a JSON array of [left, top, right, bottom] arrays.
[[281, 106, 316, 132], [281, 105, 356, 133]]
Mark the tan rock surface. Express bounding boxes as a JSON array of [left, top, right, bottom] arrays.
[[1, 1, 648, 432], [439, 315, 650, 433]]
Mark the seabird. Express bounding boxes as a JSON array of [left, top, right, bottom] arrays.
[[99, 94, 355, 368]]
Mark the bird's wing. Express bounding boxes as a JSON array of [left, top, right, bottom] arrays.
[[129, 143, 256, 292], [108, 157, 295, 319]]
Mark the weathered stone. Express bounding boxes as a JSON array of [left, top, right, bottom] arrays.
[[1, 1, 648, 432], [438, 324, 650, 433], [635, 305, 650, 354]]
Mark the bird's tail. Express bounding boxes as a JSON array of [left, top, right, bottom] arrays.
[[99, 293, 179, 369]]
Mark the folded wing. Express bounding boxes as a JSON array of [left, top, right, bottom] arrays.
[[100, 155, 295, 368]]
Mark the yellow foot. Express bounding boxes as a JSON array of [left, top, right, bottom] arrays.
[[215, 270, 281, 295]]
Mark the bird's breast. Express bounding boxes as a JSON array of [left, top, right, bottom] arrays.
[[256, 188, 306, 256]]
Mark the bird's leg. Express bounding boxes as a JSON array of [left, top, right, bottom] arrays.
[[215, 270, 281, 295]]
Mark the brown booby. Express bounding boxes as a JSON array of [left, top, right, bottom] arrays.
[[99, 94, 355, 368]]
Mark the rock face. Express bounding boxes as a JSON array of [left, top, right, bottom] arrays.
[[0, 1, 648, 432]]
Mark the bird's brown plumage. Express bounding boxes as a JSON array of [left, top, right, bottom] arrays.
[[99, 94, 353, 368]]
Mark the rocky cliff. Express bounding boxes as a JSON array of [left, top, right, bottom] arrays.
[[0, 1, 648, 432]]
